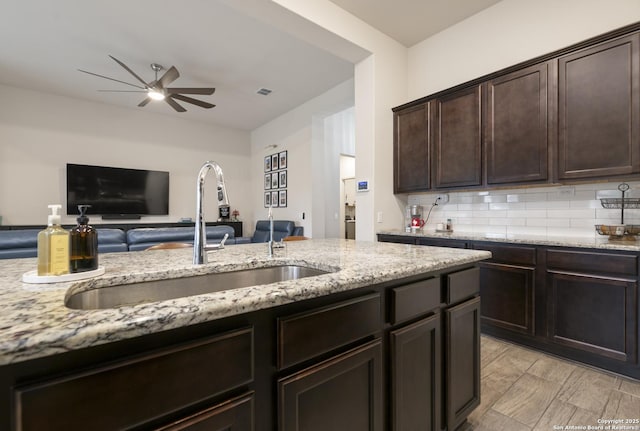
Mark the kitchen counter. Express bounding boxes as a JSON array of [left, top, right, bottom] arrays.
[[378, 229, 640, 251], [0, 238, 490, 366]]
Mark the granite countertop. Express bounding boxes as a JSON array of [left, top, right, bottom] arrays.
[[0, 239, 490, 366], [378, 229, 640, 252]]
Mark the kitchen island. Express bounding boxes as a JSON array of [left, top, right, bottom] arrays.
[[0, 239, 490, 431]]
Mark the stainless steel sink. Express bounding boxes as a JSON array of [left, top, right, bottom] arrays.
[[65, 265, 330, 310]]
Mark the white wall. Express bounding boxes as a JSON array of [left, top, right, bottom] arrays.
[[250, 79, 354, 238], [408, 0, 640, 99], [272, 0, 409, 241], [0, 84, 252, 226]]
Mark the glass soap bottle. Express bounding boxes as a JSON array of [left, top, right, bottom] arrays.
[[37, 204, 70, 276], [70, 205, 98, 273]]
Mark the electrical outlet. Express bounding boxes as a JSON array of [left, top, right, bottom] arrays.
[[435, 194, 449, 204], [377, 212, 383, 223], [558, 186, 575, 197]]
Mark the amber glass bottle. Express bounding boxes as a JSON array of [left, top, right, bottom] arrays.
[[70, 205, 98, 273]]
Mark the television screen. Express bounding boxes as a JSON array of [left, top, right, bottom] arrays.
[[66, 164, 169, 216]]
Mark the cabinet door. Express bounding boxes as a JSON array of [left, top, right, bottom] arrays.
[[155, 392, 254, 431], [278, 340, 383, 431], [547, 271, 637, 364], [486, 61, 553, 184], [390, 314, 441, 431], [394, 103, 430, 193], [479, 262, 535, 335], [433, 85, 482, 188], [445, 296, 481, 431], [558, 33, 640, 179]]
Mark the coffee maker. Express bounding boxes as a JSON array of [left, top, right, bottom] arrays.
[[405, 205, 425, 232]]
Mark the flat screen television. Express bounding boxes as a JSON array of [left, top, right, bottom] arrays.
[[66, 164, 169, 217]]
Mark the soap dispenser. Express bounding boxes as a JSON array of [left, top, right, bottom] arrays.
[[37, 204, 70, 276], [70, 205, 98, 273]]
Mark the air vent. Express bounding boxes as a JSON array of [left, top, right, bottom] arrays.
[[257, 88, 272, 96]]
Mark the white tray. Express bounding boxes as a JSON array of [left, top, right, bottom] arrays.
[[22, 266, 105, 284]]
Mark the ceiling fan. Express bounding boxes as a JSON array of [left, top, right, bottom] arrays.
[[79, 55, 216, 112]]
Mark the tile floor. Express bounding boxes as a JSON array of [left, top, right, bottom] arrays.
[[464, 336, 640, 431]]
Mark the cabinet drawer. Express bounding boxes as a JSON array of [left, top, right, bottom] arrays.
[[445, 267, 480, 305], [14, 327, 254, 431], [390, 277, 440, 324], [278, 293, 381, 370], [474, 243, 536, 266], [546, 249, 638, 276], [155, 392, 254, 431]]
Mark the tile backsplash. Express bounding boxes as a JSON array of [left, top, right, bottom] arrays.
[[407, 181, 640, 238]]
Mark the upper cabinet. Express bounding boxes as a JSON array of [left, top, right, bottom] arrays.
[[432, 85, 483, 189], [393, 24, 640, 192], [393, 102, 430, 193], [558, 33, 640, 180], [485, 61, 555, 185]]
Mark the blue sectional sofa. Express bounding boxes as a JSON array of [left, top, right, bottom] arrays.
[[247, 220, 304, 242], [0, 221, 303, 259], [126, 225, 235, 251], [0, 228, 128, 260]]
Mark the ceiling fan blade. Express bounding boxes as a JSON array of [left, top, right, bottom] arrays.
[[157, 66, 179, 89], [138, 97, 152, 107], [166, 87, 215, 95], [108, 55, 150, 88], [170, 94, 215, 109], [78, 69, 146, 89], [165, 97, 187, 112]]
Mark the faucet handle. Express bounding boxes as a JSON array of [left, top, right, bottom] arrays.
[[205, 233, 229, 251]]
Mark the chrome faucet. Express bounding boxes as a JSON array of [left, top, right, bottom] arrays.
[[268, 205, 274, 257], [194, 161, 229, 265], [267, 205, 284, 257]]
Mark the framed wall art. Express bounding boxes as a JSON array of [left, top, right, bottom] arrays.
[[264, 150, 288, 207]]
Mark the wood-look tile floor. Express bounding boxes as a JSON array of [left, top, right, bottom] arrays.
[[463, 336, 640, 431]]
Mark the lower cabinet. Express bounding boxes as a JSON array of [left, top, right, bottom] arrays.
[[445, 297, 481, 431], [278, 340, 383, 431], [13, 328, 254, 431], [546, 249, 638, 365], [474, 243, 537, 336], [390, 314, 441, 431], [379, 234, 640, 378]]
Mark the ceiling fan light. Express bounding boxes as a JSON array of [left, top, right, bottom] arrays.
[[148, 89, 165, 101]]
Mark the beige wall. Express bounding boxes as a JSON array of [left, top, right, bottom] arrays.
[[0, 84, 252, 226], [408, 0, 640, 99]]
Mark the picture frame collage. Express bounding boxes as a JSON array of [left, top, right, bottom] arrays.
[[264, 150, 287, 208]]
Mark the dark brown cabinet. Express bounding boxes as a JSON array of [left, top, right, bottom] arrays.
[[155, 392, 254, 431], [558, 33, 640, 180], [278, 340, 383, 431], [394, 102, 430, 193], [1, 265, 484, 431], [433, 85, 483, 189], [485, 61, 554, 184], [390, 315, 441, 431], [378, 234, 640, 378], [546, 249, 638, 364], [13, 328, 254, 431], [445, 296, 481, 431], [474, 243, 537, 335], [393, 25, 640, 192]]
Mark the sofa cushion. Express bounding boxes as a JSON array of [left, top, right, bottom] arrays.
[[126, 225, 236, 251], [0, 230, 39, 259], [96, 229, 128, 253], [251, 220, 295, 243]]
